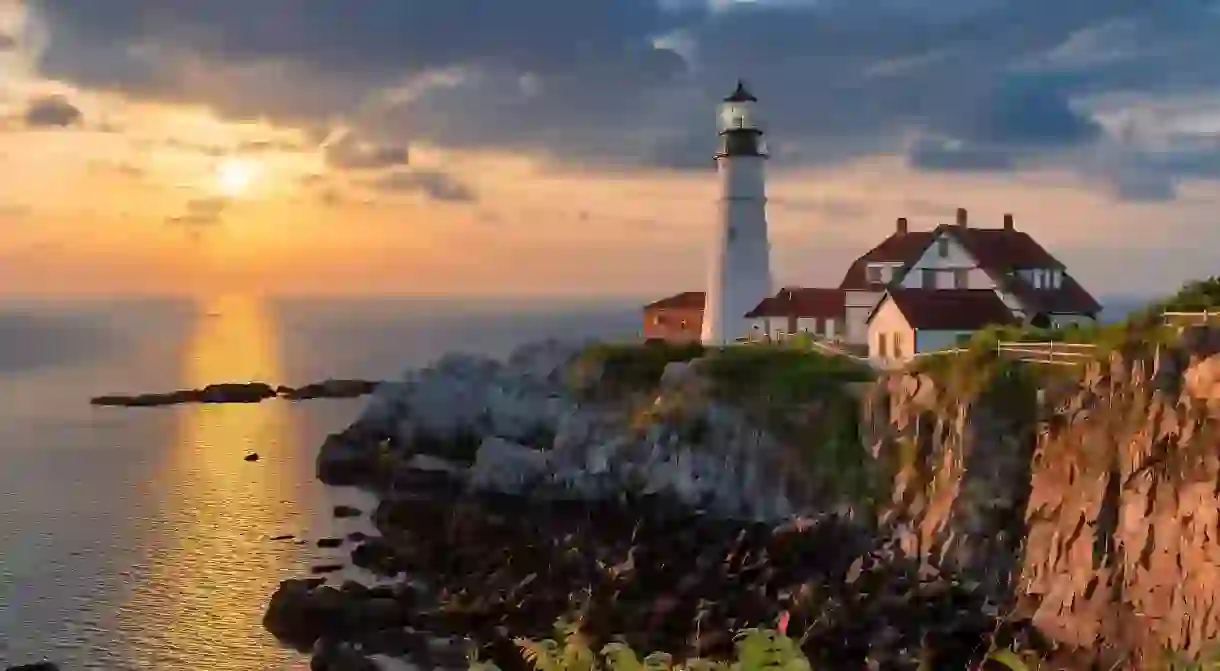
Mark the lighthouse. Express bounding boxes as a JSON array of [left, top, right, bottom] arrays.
[[701, 80, 773, 346]]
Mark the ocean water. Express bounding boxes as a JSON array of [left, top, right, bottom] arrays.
[[0, 295, 640, 670]]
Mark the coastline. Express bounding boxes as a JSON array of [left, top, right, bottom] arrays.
[[261, 340, 1034, 670]]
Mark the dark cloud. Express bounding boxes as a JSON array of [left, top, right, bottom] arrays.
[[27, 0, 1220, 194], [366, 170, 476, 202], [238, 138, 306, 153], [23, 94, 83, 127], [323, 133, 410, 170], [906, 137, 1017, 172]]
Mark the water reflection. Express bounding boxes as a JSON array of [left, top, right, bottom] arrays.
[[115, 296, 311, 670]]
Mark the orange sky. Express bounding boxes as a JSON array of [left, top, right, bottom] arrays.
[[1, 2, 1219, 299]]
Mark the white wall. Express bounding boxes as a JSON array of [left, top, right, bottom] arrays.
[[844, 290, 882, 345], [899, 232, 995, 290], [867, 298, 915, 367], [702, 155, 772, 345]]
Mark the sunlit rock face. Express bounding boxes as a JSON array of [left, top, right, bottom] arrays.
[[333, 339, 815, 520], [869, 326, 1220, 666]]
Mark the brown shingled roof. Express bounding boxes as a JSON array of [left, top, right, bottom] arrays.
[[872, 288, 1017, 330], [948, 227, 1062, 270], [644, 291, 706, 310], [995, 272, 1101, 315], [745, 287, 845, 318], [838, 231, 936, 290]]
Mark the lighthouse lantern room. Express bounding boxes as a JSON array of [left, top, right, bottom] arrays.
[[701, 80, 774, 346]]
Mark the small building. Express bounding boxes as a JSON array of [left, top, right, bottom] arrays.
[[743, 287, 845, 341], [866, 288, 1018, 367], [642, 291, 705, 343]]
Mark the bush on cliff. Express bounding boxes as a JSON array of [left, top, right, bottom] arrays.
[[700, 344, 873, 403], [571, 341, 705, 397]]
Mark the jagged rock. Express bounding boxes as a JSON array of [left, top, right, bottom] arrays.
[[469, 437, 548, 494], [283, 379, 381, 400], [1184, 354, 1220, 403]]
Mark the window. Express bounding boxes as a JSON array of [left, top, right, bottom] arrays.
[[877, 332, 889, 359], [653, 314, 664, 326], [866, 265, 883, 283], [893, 333, 903, 359], [937, 238, 950, 258], [953, 269, 968, 289], [922, 268, 937, 289], [679, 319, 688, 330]]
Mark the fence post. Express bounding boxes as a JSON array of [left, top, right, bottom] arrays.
[[1047, 340, 1055, 364]]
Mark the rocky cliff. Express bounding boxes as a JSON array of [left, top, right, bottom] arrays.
[[867, 327, 1220, 666]]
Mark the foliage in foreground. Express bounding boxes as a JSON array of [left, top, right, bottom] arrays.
[[468, 620, 1044, 671]]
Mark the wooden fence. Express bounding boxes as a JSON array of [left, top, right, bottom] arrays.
[[908, 341, 1099, 367], [1163, 310, 1220, 328]]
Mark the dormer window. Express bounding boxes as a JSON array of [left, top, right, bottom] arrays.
[[866, 265, 883, 283]]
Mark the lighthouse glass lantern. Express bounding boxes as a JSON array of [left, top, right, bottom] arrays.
[[716, 80, 766, 159], [719, 80, 760, 132]]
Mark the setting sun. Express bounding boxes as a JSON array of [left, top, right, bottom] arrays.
[[216, 157, 260, 196]]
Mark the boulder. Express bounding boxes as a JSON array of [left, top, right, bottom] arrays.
[[469, 437, 549, 494], [1184, 353, 1220, 403]]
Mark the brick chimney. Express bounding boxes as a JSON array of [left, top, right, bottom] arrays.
[[1003, 213, 1014, 230], [956, 207, 968, 227], [896, 217, 908, 235]]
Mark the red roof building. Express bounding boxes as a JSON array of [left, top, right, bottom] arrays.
[[642, 208, 1101, 355]]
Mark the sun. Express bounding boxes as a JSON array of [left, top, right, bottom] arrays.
[[215, 157, 261, 196]]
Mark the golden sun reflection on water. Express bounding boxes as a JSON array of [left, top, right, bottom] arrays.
[[115, 295, 313, 670]]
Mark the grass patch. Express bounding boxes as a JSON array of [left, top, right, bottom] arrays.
[[570, 340, 705, 397], [699, 343, 874, 403]]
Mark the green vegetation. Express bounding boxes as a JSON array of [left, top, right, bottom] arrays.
[[699, 343, 873, 403], [469, 621, 1044, 671], [1146, 275, 1220, 314], [469, 622, 810, 671], [570, 340, 705, 397]]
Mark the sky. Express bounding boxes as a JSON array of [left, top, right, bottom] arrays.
[[1, 0, 1219, 298]]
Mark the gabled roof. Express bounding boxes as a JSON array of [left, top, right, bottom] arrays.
[[838, 231, 937, 290], [840, 224, 1069, 291], [947, 227, 1063, 270], [644, 291, 705, 310], [993, 271, 1101, 315], [745, 287, 845, 319], [868, 288, 1017, 330]]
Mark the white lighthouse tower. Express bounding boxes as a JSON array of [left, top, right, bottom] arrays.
[[701, 80, 773, 346]]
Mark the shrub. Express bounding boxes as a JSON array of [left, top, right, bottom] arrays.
[[699, 344, 873, 403], [572, 341, 705, 396], [468, 621, 811, 671], [469, 620, 1046, 671]]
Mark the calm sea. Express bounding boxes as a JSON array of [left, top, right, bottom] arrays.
[[0, 295, 640, 670]]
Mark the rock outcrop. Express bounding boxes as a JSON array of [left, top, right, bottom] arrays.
[[90, 379, 381, 407], [317, 339, 829, 520], [869, 327, 1220, 666], [271, 327, 1220, 669]]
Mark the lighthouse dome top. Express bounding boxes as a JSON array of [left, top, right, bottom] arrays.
[[724, 80, 757, 103]]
